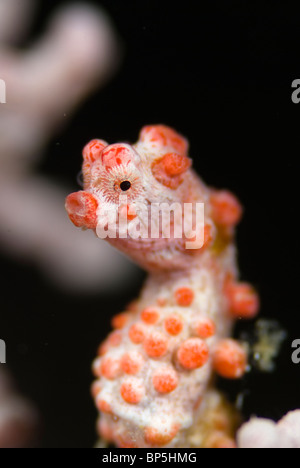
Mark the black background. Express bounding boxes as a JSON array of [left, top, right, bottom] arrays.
[[1, 0, 300, 447]]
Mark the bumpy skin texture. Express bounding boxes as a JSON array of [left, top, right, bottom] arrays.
[[66, 125, 260, 448]]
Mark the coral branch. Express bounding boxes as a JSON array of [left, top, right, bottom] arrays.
[[237, 411, 300, 448], [0, 1, 134, 292]]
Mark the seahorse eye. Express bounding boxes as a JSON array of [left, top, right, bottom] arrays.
[[120, 181, 132, 192]]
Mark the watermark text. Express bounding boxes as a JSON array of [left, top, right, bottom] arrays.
[[292, 339, 300, 364], [0, 339, 6, 364], [95, 197, 206, 250], [0, 78, 6, 104]]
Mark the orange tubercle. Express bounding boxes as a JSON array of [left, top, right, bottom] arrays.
[[65, 191, 98, 229], [140, 125, 188, 156], [152, 367, 178, 394], [177, 338, 209, 370], [226, 282, 260, 319], [107, 331, 122, 347], [101, 144, 136, 169], [144, 423, 180, 446], [144, 332, 168, 358], [175, 287, 195, 307], [151, 153, 191, 189], [121, 351, 144, 375], [213, 339, 247, 379], [82, 139, 107, 185], [160, 152, 191, 176], [100, 357, 121, 380], [96, 399, 113, 414], [164, 314, 183, 335], [210, 190, 243, 227], [195, 318, 216, 339], [111, 312, 130, 330], [129, 323, 146, 344], [82, 139, 107, 163], [141, 307, 160, 324], [120, 378, 145, 404]]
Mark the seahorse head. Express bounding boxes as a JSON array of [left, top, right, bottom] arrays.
[[65, 125, 235, 271]]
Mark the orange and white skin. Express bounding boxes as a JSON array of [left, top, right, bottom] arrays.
[[65, 125, 260, 448]]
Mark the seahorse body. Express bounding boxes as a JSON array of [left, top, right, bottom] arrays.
[[65, 125, 259, 448]]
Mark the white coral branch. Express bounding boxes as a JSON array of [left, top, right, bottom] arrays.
[[237, 411, 300, 448], [0, 1, 135, 292]]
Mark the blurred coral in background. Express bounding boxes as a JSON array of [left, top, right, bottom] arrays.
[[0, 369, 38, 448], [0, 0, 136, 292], [0, 0, 137, 448], [237, 411, 300, 448]]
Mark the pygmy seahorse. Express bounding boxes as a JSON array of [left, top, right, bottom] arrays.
[[65, 125, 259, 448]]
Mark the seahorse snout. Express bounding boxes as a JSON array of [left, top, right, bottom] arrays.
[[65, 191, 98, 229]]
